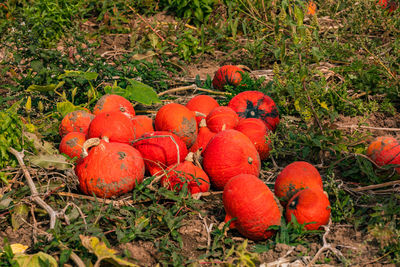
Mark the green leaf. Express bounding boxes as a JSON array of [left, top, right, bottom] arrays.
[[126, 79, 161, 105], [26, 154, 73, 170], [80, 235, 137, 266], [83, 72, 98, 81], [11, 204, 29, 231], [14, 252, 58, 267], [26, 81, 64, 93], [56, 101, 87, 117]]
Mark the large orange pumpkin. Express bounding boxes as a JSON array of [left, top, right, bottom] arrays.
[[186, 95, 220, 125], [161, 153, 210, 195], [202, 129, 261, 190], [59, 110, 95, 137], [93, 94, 135, 119], [274, 161, 323, 204], [285, 188, 331, 230], [206, 106, 239, 133], [223, 174, 281, 240], [212, 65, 244, 90], [132, 131, 188, 176], [235, 118, 270, 161], [59, 132, 86, 161], [87, 112, 136, 144], [75, 138, 145, 198], [228, 91, 279, 131], [155, 103, 198, 147]]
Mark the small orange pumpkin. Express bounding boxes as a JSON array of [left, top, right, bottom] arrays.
[[186, 95, 220, 124], [228, 91, 279, 131], [131, 115, 154, 139], [93, 94, 135, 119], [212, 65, 244, 90], [75, 138, 145, 198], [366, 136, 400, 172], [206, 106, 239, 133], [59, 132, 86, 161], [87, 112, 136, 144], [162, 153, 210, 195], [285, 188, 331, 230], [59, 110, 95, 137], [223, 174, 281, 240], [189, 119, 216, 154], [274, 161, 323, 204], [155, 103, 198, 147], [202, 129, 261, 190], [235, 118, 270, 161]]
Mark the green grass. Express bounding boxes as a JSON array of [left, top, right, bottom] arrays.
[[0, 0, 399, 265]]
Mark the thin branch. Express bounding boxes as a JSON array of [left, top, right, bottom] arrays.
[[59, 243, 86, 267], [157, 84, 231, 97], [351, 180, 400, 192], [8, 147, 58, 229], [336, 124, 400, 132]]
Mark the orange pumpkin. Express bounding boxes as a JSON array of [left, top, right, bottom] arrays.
[[189, 119, 216, 154], [75, 138, 145, 198], [132, 131, 188, 176], [202, 129, 261, 190], [223, 174, 281, 240], [228, 91, 279, 131], [306, 1, 317, 15], [274, 161, 323, 204], [212, 65, 244, 90], [87, 112, 136, 144], [186, 95, 220, 125], [366, 136, 400, 172], [206, 106, 239, 133], [285, 188, 331, 230], [131, 115, 154, 139], [378, 0, 398, 13], [59, 132, 86, 161], [155, 103, 198, 147], [93, 94, 135, 119], [59, 110, 95, 137], [235, 118, 270, 161], [161, 153, 210, 195]]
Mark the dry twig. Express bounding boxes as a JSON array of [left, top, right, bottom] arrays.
[[351, 179, 400, 192], [157, 84, 231, 97], [8, 147, 59, 229]]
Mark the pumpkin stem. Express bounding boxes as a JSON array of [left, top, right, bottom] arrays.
[[81, 138, 101, 158], [195, 111, 206, 118], [199, 118, 207, 128], [248, 156, 253, 164], [185, 152, 194, 162]]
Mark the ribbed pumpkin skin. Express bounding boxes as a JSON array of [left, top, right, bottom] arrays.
[[75, 140, 145, 198], [131, 115, 154, 139], [223, 174, 281, 240], [274, 161, 323, 204], [212, 65, 243, 90], [132, 131, 188, 176], [189, 120, 216, 154], [155, 103, 198, 147], [228, 91, 279, 131], [202, 129, 261, 190], [59, 110, 95, 137], [206, 106, 239, 133], [235, 118, 270, 161], [366, 136, 400, 171], [285, 188, 331, 230], [59, 132, 86, 161], [87, 112, 135, 144], [162, 161, 210, 194], [186, 95, 220, 124], [93, 94, 135, 119]]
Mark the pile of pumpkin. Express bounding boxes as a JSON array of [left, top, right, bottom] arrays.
[[58, 66, 330, 241]]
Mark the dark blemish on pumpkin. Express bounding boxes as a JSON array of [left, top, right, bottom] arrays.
[[174, 117, 197, 146], [119, 106, 126, 112], [95, 95, 108, 111], [66, 137, 78, 147], [117, 151, 126, 160], [248, 156, 253, 164], [120, 163, 127, 170], [288, 195, 299, 209]]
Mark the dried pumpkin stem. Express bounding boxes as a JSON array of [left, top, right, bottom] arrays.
[[8, 147, 58, 229], [81, 137, 101, 158]]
